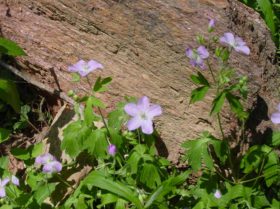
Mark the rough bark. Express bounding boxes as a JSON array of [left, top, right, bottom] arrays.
[[0, 0, 279, 161]]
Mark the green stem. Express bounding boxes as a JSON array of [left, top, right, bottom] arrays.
[[55, 174, 75, 191], [207, 60, 216, 83], [240, 170, 277, 184]]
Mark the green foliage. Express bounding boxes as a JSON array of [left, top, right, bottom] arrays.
[[0, 78, 21, 113], [0, 37, 26, 56]]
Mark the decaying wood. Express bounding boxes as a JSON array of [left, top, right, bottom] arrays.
[[0, 0, 279, 161]]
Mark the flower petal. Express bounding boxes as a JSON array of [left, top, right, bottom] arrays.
[[220, 32, 235, 46], [0, 187, 6, 198], [1, 178, 9, 186], [271, 112, 280, 124], [234, 45, 250, 55], [43, 161, 62, 174], [185, 48, 194, 59], [124, 103, 139, 116], [11, 176, 19, 186], [277, 104, 280, 111], [214, 190, 222, 199], [235, 37, 246, 46], [35, 153, 55, 165], [197, 46, 209, 59], [137, 96, 150, 110], [88, 60, 104, 70], [148, 104, 162, 118], [208, 19, 215, 28], [108, 144, 117, 156], [127, 117, 142, 131], [141, 120, 153, 134]]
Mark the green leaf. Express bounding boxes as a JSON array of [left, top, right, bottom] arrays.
[[11, 147, 32, 160], [93, 76, 112, 92], [0, 156, 9, 169], [71, 73, 80, 82], [0, 78, 21, 113], [144, 171, 190, 208], [34, 183, 56, 204], [61, 121, 91, 158], [182, 132, 213, 171], [190, 72, 210, 86], [226, 92, 248, 120], [257, 0, 276, 39], [271, 131, 280, 147], [81, 171, 143, 209], [263, 150, 280, 187], [84, 129, 108, 159], [84, 97, 95, 126], [190, 86, 209, 104], [139, 163, 161, 189], [108, 108, 126, 130], [0, 38, 26, 56], [210, 91, 226, 115], [0, 128, 10, 143]]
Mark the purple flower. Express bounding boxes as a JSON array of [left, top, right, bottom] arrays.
[[0, 178, 9, 198], [124, 96, 162, 134], [68, 59, 104, 77], [220, 33, 250, 55], [186, 46, 209, 69], [42, 161, 62, 174], [271, 103, 280, 124], [208, 19, 215, 31], [35, 153, 55, 166], [35, 153, 62, 174], [108, 144, 117, 156], [214, 189, 222, 199], [11, 175, 19, 186]]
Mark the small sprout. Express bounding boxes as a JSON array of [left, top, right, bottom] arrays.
[[124, 96, 162, 135]]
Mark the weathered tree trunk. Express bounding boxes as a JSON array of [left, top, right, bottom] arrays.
[[0, 0, 279, 161]]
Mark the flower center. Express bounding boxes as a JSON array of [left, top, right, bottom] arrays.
[[140, 112, 148, 120]]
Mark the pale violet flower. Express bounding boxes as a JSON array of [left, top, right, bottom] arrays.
[[124, 96, 162, 134], [42, 161, 62, 174], [68, 60, 103, 77], [214, 189, 222, 199], [35, 153, 62, 174], [220, 33, 250, 55], [271, 103, 280, 124], [108, 144, 117, 156], [0, 178, 10, 198], [186, 46, 209, 69], [11, 175, 19, 186], [208, 19, 215, 31]]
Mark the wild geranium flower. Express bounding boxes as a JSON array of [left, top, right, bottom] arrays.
[[68, 59, 104, 77], [124, 96, 162, 134], [11, 175, 19, 186], [214, 189, 222, 199], [0, 178, 9, 198], [220, 33, 250, 55], [108, 144, 117, 156], [35, 153, 62, 174], [186, 46, 209, 69], [271, 103, 280, 124], [208, 19, 215, 31]]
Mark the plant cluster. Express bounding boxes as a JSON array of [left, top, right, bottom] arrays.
[[0, 20, 279, 209]]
